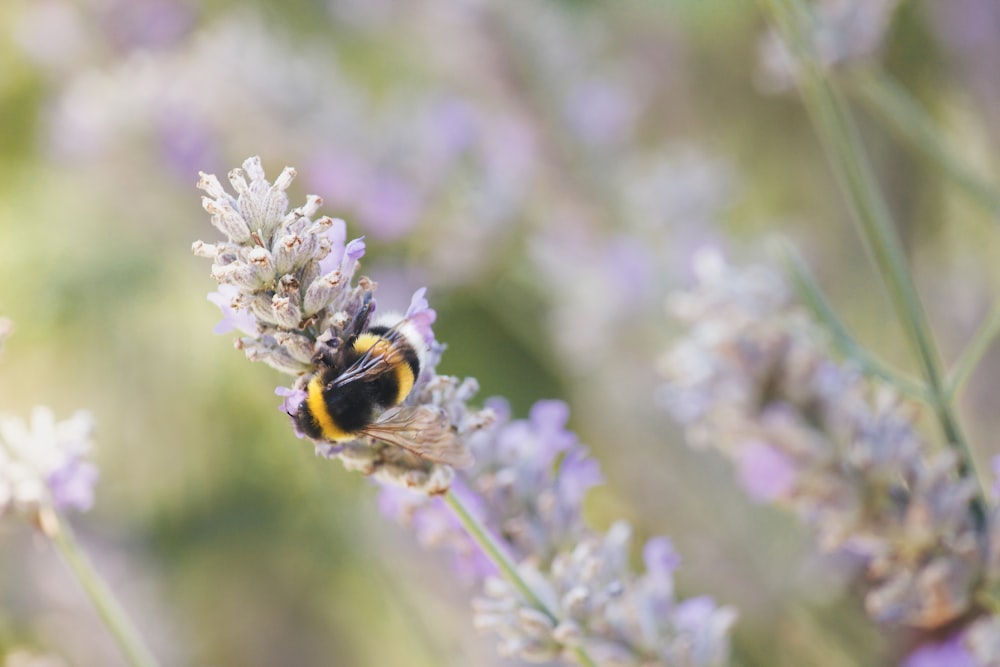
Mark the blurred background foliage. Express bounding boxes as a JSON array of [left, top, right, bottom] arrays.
[[0, 0, 998, 665]]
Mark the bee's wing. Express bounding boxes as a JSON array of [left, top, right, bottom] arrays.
[[359, 406, 474, 468], [330, 346, 398, 388], [331, 316, 417, 388]]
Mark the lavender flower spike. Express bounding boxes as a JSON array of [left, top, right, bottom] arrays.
[[381, 397, 736, 665], [194, 157, 484, 493], [196, 159, 734, 664], [659, 250, 984, 631]]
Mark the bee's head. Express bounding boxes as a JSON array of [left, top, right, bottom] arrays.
[[311, 339, 342, 369]]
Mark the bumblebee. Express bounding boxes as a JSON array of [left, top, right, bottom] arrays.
[[292, 298, 472, 468]]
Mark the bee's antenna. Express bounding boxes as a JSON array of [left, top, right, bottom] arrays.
[[345, 291, 376, 342]]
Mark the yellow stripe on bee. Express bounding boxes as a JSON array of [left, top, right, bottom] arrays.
[[353, 333, 390, 356], [353, 333, 415, 405], [306, 374, 350, 441], [393, 362, 415, 405]]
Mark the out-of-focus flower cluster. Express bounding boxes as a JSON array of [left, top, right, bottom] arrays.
[[380, 399, 736, 665], [0, 406, 98, 525], [658, 249, 985, 632], [194, 157, 489, 493], [756, 0, 902, 92]]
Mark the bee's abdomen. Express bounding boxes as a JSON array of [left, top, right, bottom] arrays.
[[295, 370, 376, 441], [353, 328, 421, 405]]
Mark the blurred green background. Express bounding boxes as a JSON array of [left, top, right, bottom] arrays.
[[1, 0, 999, 665]]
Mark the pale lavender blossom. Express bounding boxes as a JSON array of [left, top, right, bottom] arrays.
[[901, 633, 976, 667], [0, 406, 98, 523], [659, 249, 985, 632]]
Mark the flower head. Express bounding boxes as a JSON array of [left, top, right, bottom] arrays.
[[0, 406, 98, 526], [659, 250, 984, 630], [194, 157, 484, 493]]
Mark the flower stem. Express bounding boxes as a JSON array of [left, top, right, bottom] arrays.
[[761, 0, 987, 526], [49, 512, 161, 667], [776, 239, 928, 400], [442, 490, 598, 667], [850, 68, 1000, 216]]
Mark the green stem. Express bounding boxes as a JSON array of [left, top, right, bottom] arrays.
[[851, 68, 1000, 215], [776, 239, 928, 400], [947, 305, 1000, 401], [49, 512, 161, 667], [442, 491, 598, 667], [761, 0, 987, 522]]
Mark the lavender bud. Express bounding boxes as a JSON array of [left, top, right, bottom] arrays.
[[211, 260, 262, 291], [272, 233, 309, 276], [303, 271, 343, 317], [552, 620, 582, 646], [272, 332, 316, 365], [247, 246, 276, 284], [271, 294, 301, 330], [201, 196, 252, 244], [516, 607, 556, 639], [191, 240, 220, 259]]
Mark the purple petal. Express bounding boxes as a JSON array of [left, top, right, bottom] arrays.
[[318, 218, 349, 275], [992, 454, 1000, 500], [405, 287, 437, 345], [207, 286, 257, 336], [736, 440, 797, 503], [558, 446, 603, 506], [529, 400, 577, 460], [345, 237, 366, 261], [673, 596, 718, 633], [902, 634, 976, 667], [276, 386, 307, 414], [48, 459, 99, 512], [357, 174, 422, 241], [644, 536, 682, 579]]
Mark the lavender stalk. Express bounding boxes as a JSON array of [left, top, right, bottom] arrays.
[[759, 0, 987, 519], [659, 250, 1000, 661], [194, 157, 736, 666], [0, 395, 157, 667]]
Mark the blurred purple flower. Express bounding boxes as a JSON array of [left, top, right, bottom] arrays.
[[565, 79, 637, 147], [419, 97, 476, 169], [991, 455, 1000, 500], [0, 407, 97, 522], [102, 0, 195, 51], [379, 477, 497, 580], [902, 633, 976, 667], [157, 111, 220, 181], [644, 536, 683, 580], [306, 152, 368, 209], [357, 172, 423, 241], [48, 459, 99, 512], [736, 440, 797, 503], [660, 253, 984, 630], [557, 445, 603, 507]]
